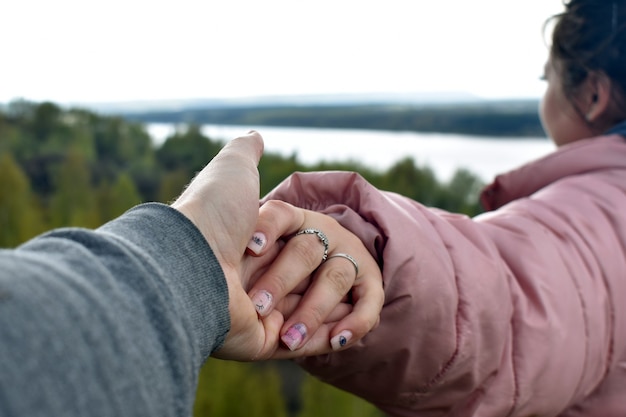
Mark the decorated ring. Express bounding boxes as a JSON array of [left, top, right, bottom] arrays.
[[327, 253, 359, 278], [295, 228, 330, 262]]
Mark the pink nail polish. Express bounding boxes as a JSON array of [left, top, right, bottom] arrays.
[[330, 330, 353, 351], [247, 232, 266, 255], [251, 290, 272, 316], [282, 323, 307, 351]]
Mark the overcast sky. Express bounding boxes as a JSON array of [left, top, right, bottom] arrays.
[[2, 0, 565, 105]]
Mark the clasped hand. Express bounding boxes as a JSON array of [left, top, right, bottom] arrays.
[[171, 131, 384, 361]]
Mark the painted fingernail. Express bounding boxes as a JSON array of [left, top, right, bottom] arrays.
[[282, 323, 307, 351], [251, 290, 273, 316], [330, 330, 353, 351], [247, 232, 266, 255]]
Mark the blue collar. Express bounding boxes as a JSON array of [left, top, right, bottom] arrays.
[[605, 120, 626, 137]]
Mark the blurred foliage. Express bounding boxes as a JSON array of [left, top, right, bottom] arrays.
[[194, 359, 288, 417], [0, 152, 45, 246], [296, 372, 384, 417], [0, 99, 486, 416], [193, 359, 384, 417], [0, 99, 483, 249]]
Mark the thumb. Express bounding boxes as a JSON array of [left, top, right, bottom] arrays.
[[208, 130, 264, 174], [171, 130, 265, 259]]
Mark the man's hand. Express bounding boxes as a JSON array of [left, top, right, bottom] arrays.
[[171, 131, 283, 360]]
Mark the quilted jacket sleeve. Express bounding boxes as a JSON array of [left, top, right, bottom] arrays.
[[262, 170, 626, 417]]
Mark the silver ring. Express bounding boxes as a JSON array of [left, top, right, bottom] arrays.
[[295, 228, 329, 262], [327, 253, 359, 278]]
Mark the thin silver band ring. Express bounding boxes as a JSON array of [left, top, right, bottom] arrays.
[[295, 228, 329, 262], [327, 253, 359, 278]]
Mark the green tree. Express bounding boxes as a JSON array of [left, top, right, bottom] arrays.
[[297, 374, 383, 417], [0, 153, 44, 247], [3, 101, 39, 162], [98, 173, 142, 223], [0, 116, 22, 156], [31, 101, 62, 141], [49, 150, 100, 228], [90, 114, 156, 186], [258, 152, 302, 196], [380, 157, 439, 205], [156, 125, 223, 178], [194, 359, 287, 417], [157, 169, 189, 203], [437, 168, 484, 215]]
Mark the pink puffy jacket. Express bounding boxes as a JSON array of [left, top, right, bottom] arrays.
[[263, 134, 626, 416]]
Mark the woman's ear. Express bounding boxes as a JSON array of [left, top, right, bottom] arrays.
[[584, 71, 612, 123]]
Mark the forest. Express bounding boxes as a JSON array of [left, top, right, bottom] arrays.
[[0, 99, 486, 416]]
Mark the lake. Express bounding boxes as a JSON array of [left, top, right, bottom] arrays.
[[146, 123, 555, 183]]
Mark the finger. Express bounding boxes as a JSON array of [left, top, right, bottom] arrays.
[[248, 206, 382, 353], [210, 130, 264, 171], [240, 241, 281, 292], [170, 130, 265, 255], [248, 226, 328, 317], [207, 131, 264, 251], [176, 130, 264, 204], [274, 294, 353, 323], [246, 202, 330, 316], [261, 297, 353, 360], [269, 322, 341, 359], [254, 309, 287, 360], [279, 231, 383, 352], [212, 285, 284, 361], [246, 200, 305, 256], [200, 131, 264, 228], [327, 270, 384, 352], [273, 274, 383, 357], [277, 254, 356, 351]]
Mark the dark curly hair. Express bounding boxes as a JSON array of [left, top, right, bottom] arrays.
[[548, 0, 626, 123]]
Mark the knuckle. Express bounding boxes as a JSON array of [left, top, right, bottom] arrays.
[[261, 270, 290, 297], [290, 237, 323, 271], [304, 303, 326, 327], [353, 313, 379, 337], [263, 199, 292, 213], [368, 313, 381, 331], [324, 267, 353, 295], [259, 200, 291, 225]]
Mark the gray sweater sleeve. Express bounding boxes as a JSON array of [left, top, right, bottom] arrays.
[[0, 203, 230, 417]]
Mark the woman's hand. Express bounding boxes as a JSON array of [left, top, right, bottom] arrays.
[[246, 200, 384, 358]]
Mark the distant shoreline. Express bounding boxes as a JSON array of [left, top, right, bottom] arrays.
[[122, 101, 545, 138], [1, 97, 546, 138]]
